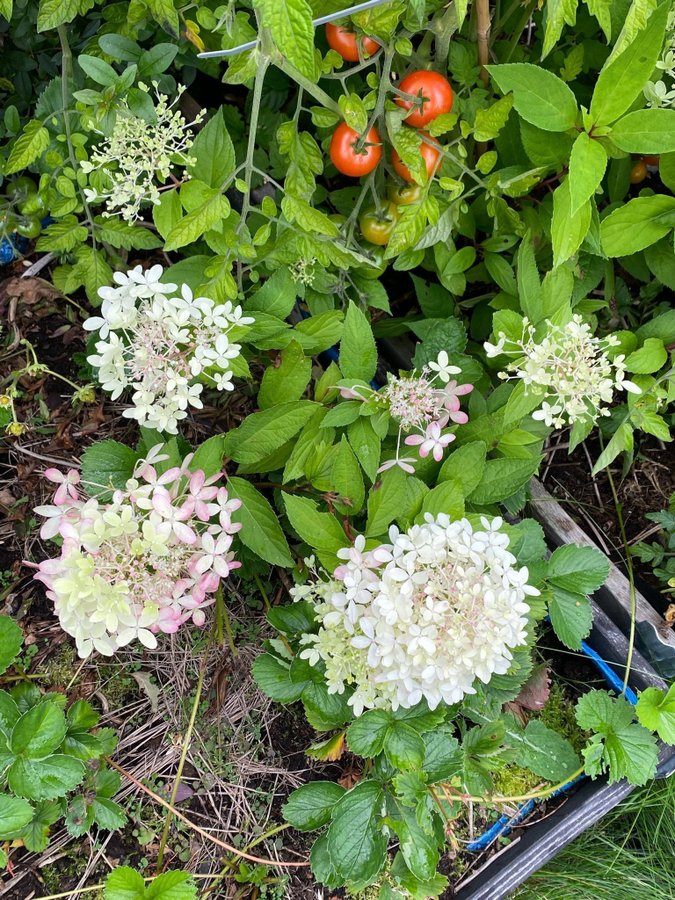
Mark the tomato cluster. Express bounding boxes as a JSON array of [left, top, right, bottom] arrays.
[[0, 176, 46, 239], [324, 31, 455, 247]]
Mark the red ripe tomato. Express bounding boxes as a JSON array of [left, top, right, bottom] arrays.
[[325, 23, 379, 61], [392, 132, 441, 183], [330, 122, 382, 177], [396, 70, 454, 128], [642, 155, 660, 166]]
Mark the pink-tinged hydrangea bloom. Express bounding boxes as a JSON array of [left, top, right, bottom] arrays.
[[338, 353, 473, 474], [296, 515, 538, 716], [33, 446, 241, 659], [83, 265, 255, 435]]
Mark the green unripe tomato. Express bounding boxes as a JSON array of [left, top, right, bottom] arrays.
[[18, 193, 47, 216], [357, 244, 388, 279], [7, 175, 37, 200], [359, 203, 400, 246], [15, 216, 42, 238], [0, 210, 17, 234]]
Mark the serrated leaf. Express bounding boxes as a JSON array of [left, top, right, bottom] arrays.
[[283, 493, 346, 557], [258, 341, 311, 409], [223, 401, 319, 466], [283, 782, 345, 832], [0, 795, 34, 838], [568, 132, 607, 215], [611, 109, 675, 154], [252, 654, 306, 704], [188, 107, 235, 189], [6, 120, 50, 173], [81, 440, 139, 500], [339, 301, 377, 383], [163, 191, 231, 252], [636, 684, 675, 743], [11, 702, 67, 759], [94, 218, 162, 250], [600, 195, 675, 257], [384, 722, 426, 771], [8, 755, 85, 800], [548, 587, 593, 649], [256, 0, 316, 80], [551, 179, 592, 267], [327, 781, 387, 885], [542, 0, 578, 58], [36, 216, 89, 253], [547, 544, 610, 593], [227, 477, 294, 567], [467, 457, 540, 505]]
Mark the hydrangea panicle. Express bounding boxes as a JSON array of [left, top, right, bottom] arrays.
[[340, 351, 473, 473], [295, 515, 537, 716], [81, 83, 205, 221], [33, 446, 242, 659], [484, 314, 640, 429], [84, 265, 254, 435]]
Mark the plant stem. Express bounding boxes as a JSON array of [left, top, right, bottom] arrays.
[[253, 571, 271, 610], [57, 25, 97, 250], [476, 0, 492, 87], [201, 823, 292, 896], [503, 0, 537, 62], [439, 765, 585, 804], [272, 54, 341, 115], [156, 642, 211, 870]]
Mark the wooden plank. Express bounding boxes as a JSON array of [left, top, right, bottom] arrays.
[[528, 478, 675, 656]]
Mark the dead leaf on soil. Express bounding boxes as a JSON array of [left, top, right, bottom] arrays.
[[132, 671, 160, 713]]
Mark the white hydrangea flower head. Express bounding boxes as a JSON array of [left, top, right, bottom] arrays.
[[484, 314, 640, 429], [83, 265, 254, 434], [34, 447, 242, 658], [297, 515, 537, 716], [81, 83, 205, 221]]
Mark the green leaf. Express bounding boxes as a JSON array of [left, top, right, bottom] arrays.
[[94, 217, 162, 251], [636, 684, 675, 743], [542, 0, 578, 58], [36, 216, 88, 253], [188, 108, 235, 190], [611, 109, 675, 154], [516, 234, 542, 323], [256, 0, 316, 80], [331, 436, 365, 516], [568, 133, 607, 215], [144, 0, 179, 36], [551, 179, 592, 267], [81, 440, 139, 499], [146, 870, 196, 899], [223, 401, 319, 465], [37, 0, 79, 30], [467, 457, 540, 505], [419, 481, 465, 521], [437, 442, 487, 495], [252, 654, 305, 704], [576, 691, 658, 785], [547, 544, 610, 593], [327, 781, 387, 885], [0, 616, 22, 676], [509, 718, 581, 781], [8, 755, 85, 800], [366, 466, 407, 537], [624, 337, 667, 374], [339, 301, 378, 383], [247, 269, 298, 319], [549, 587, 593, 649], [592, 421, 634, 474], [486, 63, 578, 132], [189, 435, 225, 478], [474, 94, 514, 142], [78, 54, 118, 86], [283, 782, 345, 832], [5, 120, 50, 174], [348, 418, 381, 483], [384, 722, 426, 771], [163, 191, 231, 252], [391, 805, 441, 882], [302, 681, 353, 731], [0, 795, 34, 838], [283, 493, 346, 556], [590, 1, 669, 125], [600, 195, 675, 256], [11, 702, 67, 759], [258, 341, 311, 409], [0, 1, 13, 21], [421, 727, 461, 783], [347, 709, 391, 758], [21, 800, 60, 852], [227, 477, 294, 567], [105, 866, 145, 900]]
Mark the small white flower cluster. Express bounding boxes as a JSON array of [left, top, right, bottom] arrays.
[[84, 265, 254, 434], [81, 83, 205, 221], [484, 314, 640, 429], [34, 446, 242, 659], [296, 515, 536, 716], [644, 9, 675, 108], [340, 352, 473, 474]]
